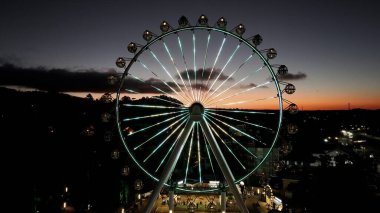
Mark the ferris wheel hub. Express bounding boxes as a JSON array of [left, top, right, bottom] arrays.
[[189, 102, 204, 121]]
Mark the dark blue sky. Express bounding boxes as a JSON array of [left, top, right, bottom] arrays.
[[1, 0, 379, 109]]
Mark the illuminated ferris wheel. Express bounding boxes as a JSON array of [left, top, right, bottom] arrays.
[[115, 15, 296, 212]]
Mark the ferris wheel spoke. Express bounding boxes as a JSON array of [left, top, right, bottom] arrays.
[[155, 123, 189, 173], [202, 43, 241, 103], [205, 116, 263, 154], [205, 108, 275, 115], [123, 104, 186, 110], [128, 73, 176, 99], [124, 88, 138, 94], [177, 34, 196, 101], [155, 140, 176, 173], [200, 36, 227, 102], [133, 115, 188, 150], [184, 126, 195, 184], [203, 133, 216, 180], [198, 32, 211, 102], [151, 96, 184, 106], [206, 111, 273, 131], [219, 96, 277, 107], [206, 113, 266, 146], [161, 40, 192, 100], [130, 66, 188, 104], [123, 110, 185, 122], [203, 54, 254, 103], [196, 123, 202, 183], [192, 33, 198, 102], [143, 118, 188, 162], [208, 115, 266, 145], [129, 112, 187, 136], [204, 120, 247, 170], [204, 76, 247, 107], [148, 49, 192, 103], [205, 65, 266, 106], [206, 80, 271, 107]]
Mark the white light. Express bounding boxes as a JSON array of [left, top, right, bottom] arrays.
[[63, 202, 67, 208]]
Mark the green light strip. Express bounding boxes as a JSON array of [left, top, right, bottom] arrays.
[[207, 111, 272, 131], [200, 37, 227, 102], [205, 115, 258, 157], [129, 112, 187, 136], [205, 120, 246, 170], [133, 115, 187, 150], [184, 126, 195, 184], [143, 118, 188, 162], [204, 43, 241, 101], [177, 35, 196, 101]]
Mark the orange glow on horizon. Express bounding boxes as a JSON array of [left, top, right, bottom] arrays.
[[67, 92, 380, 110]]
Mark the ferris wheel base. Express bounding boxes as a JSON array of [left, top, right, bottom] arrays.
[[144, 117, 249, 213]]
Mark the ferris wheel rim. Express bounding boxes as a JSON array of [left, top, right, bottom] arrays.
[[115, 24, 284, 192]]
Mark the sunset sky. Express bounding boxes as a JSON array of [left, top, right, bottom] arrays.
[[1, 0, 379, 110]]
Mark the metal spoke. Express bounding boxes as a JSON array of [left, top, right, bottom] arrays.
[[206, 113, 266, 145], [206, 111, 273, 131], [203, 53, 253, 103], [177, 34, 196, 101], [133, 115, 187, 150], [129, 112, 187, 136], [123, 110, 185, 122], [193, 32, 198, 101], [206, 80, 271, 107], [148, 49, 192, 103], [205, 115, 259, 156], [206, 122, 247, 170], [143, 118, 188, 162], [200, 36, 227, 101], [198, 32, 211, 102], [205, 65, 266, 106], [203, 133, 216, 180], [155, 124, 188, 172], [123, 104, 185, 110], [205, 108, 275, 115], [184, 126, 195, 184], [135, 62, 190, 104], [202, 43, 241, 102], [196, 123, 202, 183], [161, 40, 193, 101], [219, 96, 276, 107], [151, 96, 184, 106]]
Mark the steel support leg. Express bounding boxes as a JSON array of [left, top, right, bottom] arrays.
[[200, 119, 249, 213], [144, 120, 193, 213], [221, 191, 226, 212], [169, 190, 174, 212]]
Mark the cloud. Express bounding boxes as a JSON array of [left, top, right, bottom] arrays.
[[0, 64, 119, 92], [176, 68, 233, 82], [239, 83, 269, 89], [124, 77, 180, 94], [278, 72, 307, 81]]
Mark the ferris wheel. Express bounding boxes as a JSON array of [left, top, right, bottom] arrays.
[[115, 15, 296, 212]]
